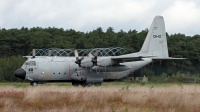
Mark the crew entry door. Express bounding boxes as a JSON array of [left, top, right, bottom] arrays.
[[26, 61, 37, 80]]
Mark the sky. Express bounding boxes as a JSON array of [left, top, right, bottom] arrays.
[[0, 0, 200, 36]]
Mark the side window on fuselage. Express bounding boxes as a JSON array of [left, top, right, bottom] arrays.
[[24, 61, 36, 66], [30, 61, 36, 66], [28, 68, 33, 74], [24, 62, 29, 66]]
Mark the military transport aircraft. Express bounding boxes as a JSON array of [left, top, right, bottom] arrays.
[[14, 16, 185, 87]]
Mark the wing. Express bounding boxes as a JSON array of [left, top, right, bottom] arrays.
[[111, 55, 156, 63], [111, 56, 186, 63]]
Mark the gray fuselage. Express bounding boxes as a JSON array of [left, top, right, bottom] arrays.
[[22, 57, 152, 82]]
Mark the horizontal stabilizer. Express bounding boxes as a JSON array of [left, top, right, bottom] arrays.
[[111, 55, 156, 62], [152, 57, 186, 60]]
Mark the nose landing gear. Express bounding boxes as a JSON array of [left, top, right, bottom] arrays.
[[30, 82, 38, 86]]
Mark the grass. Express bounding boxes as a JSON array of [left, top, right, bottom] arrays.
[[0, 81, 187, 87], [0, 83, 200, 112], [0, 81, 137, 88]]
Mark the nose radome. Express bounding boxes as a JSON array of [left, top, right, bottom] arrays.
[[14, 68, 26, 80]]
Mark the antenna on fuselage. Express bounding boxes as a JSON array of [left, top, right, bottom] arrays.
[[31, 49, 36, 59]]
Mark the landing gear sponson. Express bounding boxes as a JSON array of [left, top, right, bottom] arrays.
[[30, 81, 101, 87]]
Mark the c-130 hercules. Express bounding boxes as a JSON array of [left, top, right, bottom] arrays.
[[14, 16, 185, 86]]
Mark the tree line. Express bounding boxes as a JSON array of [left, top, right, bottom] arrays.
[[0, 27, 199, 82]]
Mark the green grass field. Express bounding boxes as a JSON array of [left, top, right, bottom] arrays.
[[0, 81, 186, 88]]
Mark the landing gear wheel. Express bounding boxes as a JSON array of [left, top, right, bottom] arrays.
[[86, 83, 93, 87], [72, 82, 79, 87], [81, 82, 86, 87], [30, 82, 38, 86], [94, 82, 101, 86]]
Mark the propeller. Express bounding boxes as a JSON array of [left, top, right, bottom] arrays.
[[91, 50, 100, 66], [74, 49, 100, 67], [74, 50, 84, 67]]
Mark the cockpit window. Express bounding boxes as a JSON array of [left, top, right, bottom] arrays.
[[28, 68, 33, 74], [30, 61, 36, 66], [24, 61, 36, 66], [24, 62, 29, 65]]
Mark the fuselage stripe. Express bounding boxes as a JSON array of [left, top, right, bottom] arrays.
[[68, 66, 70, 79]]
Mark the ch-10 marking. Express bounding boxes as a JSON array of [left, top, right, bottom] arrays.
[[153, 35, 161, 38]]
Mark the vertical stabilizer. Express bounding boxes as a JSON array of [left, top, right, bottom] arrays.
[[139, 16, 169, 58]]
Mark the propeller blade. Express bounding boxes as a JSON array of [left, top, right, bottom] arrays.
[[74, 50, 79, 57], [93, 50, 100, 57], [88, 52, 93, 58], [48, 50, 52, 56], [91, 49, 100, 66], [74, 50, 83, 67], [80, 56, 84, 61]]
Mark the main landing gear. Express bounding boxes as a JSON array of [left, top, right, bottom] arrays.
[[72, 81, 101, 87], [72, 82, 79, 87], [94, 82, 101, 86]]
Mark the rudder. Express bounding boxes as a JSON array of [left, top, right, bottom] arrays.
[[139, 16, 169, 58]]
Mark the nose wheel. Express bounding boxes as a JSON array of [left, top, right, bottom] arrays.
[[80, 82, 92, 87], [30, 82, 38, 86]]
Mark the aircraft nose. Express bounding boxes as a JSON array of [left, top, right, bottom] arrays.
[[14, 68, 26, 80]]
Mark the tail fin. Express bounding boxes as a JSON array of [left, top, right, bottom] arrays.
[[139, 16, 169, 58]]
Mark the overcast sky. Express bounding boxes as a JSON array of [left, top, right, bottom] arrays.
[[0, 0, 200, 36]]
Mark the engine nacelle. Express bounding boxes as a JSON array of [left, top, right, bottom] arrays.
[[80, 58, 93, 67], [97, 57, 114, 66]]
